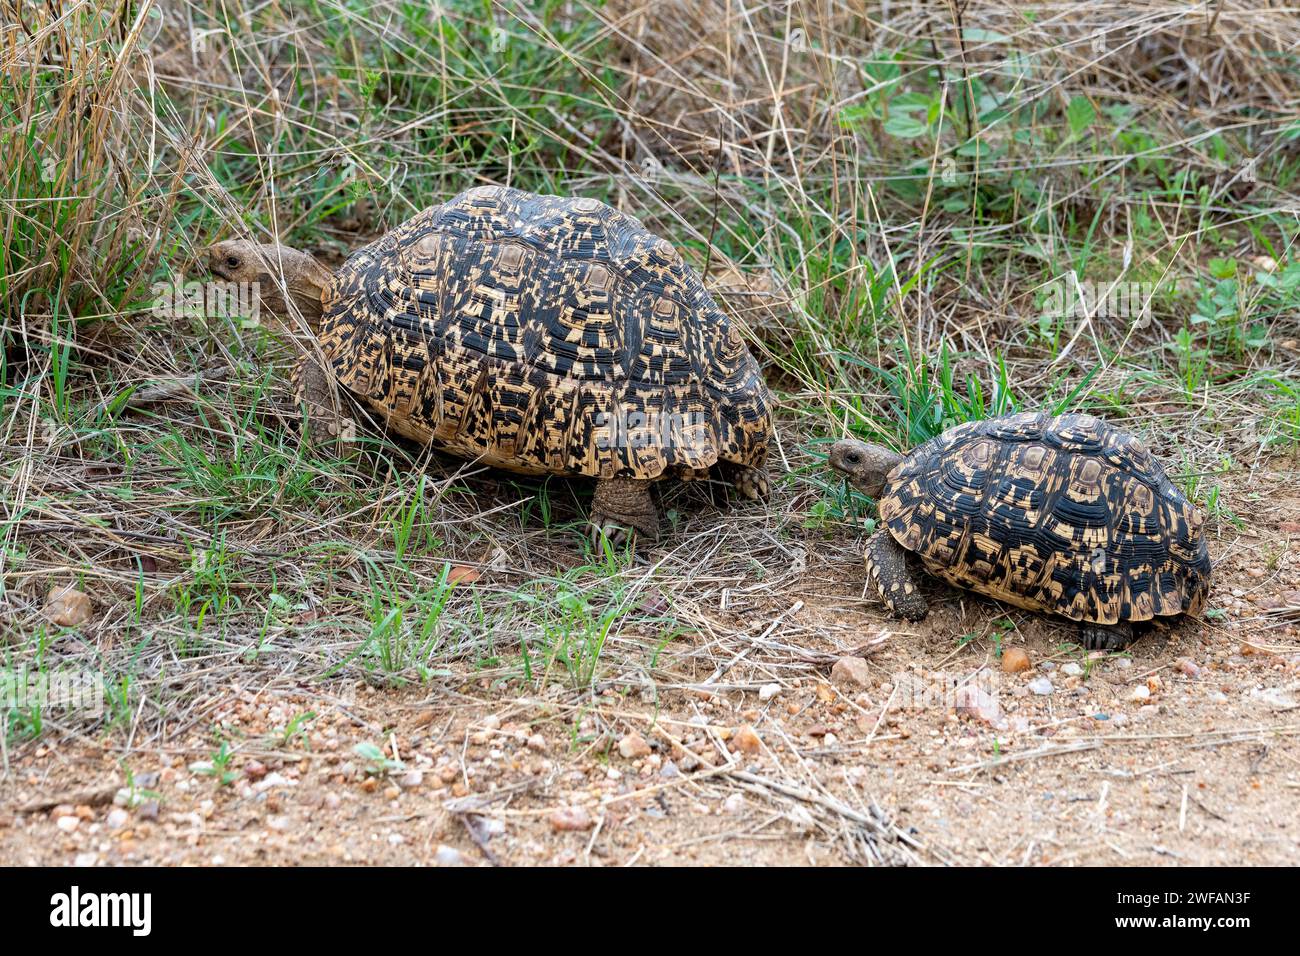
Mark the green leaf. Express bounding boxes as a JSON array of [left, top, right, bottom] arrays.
[[955, 139, 992, 159], [1208, 257, 1238, 279], [883, 114, 929, 138], [353, 742, 385, 762], [1067, 96, 1095, 136], [890, 92, 933, 113], [962, 29, 1010, 43], [838, 104, 877, 126]]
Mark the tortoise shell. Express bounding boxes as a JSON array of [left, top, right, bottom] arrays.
[[879, 412, 1212, 624], [317, 185, 772, 479]]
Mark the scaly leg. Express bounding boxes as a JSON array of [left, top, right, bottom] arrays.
[[589, 477, 658, 549], [864, 531, 928, 622], [1078, 621, 1135, 651], [292, 352, 356, 450], [721, 462, 770, 501]]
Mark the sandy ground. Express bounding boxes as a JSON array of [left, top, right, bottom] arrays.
[[2, 469, 1297, 867]]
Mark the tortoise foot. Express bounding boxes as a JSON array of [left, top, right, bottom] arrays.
[[865, 531, 929, 622], [723, 463, 770, 501], [588, 518, 635, 552], [589, 478, 657, 550], [293, 353, 357, 454], [1079, 622, 1135, 651]]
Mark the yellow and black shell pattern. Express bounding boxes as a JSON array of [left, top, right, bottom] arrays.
[[879, 412, 1212, 624], [317, 185, 772, 479]]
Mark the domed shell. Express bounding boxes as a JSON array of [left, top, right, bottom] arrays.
[[879, 412, 1212, 624], [317, 186, 771, 479]]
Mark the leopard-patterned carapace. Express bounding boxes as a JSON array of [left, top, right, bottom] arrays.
[[318, 185, 771, 482], [829, 412, 1213, 650]]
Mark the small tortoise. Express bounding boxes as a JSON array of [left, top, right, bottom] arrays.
[[209, 185, 772, 545], [827, 412, 1212, 649]]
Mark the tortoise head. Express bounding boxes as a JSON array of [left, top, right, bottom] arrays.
[[206, 240, 332, 328], [827, 438, 903, 499]]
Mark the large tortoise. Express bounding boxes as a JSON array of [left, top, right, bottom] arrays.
[[827, 412, 1212, 649], [208, 185, 773, 545]]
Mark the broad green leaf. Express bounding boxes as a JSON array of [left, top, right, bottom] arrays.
[[1208, 258, 1238, 279], [1067, 96, 1095, 136], [883, 114, 928, 138]]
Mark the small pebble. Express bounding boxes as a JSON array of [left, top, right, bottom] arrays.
[[758, 683, 781, 702], [43, 585, 92, 628], [1061, 662, 1083, 677], [1001, 648, 1031, 673], [1027, 677, 1054, 696], [830, 657, 871, 690], [549, 806, 593, 832], [617, 732, 651, 759], [434, 845, 464, 866], [731, 725, 762, 755], [956, 684, 1002, 724]]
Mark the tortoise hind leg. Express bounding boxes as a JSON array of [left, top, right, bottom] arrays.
[[589, 477, 658, 549], [1078, 621, 1135, 651], [864, 531, 928, 622]]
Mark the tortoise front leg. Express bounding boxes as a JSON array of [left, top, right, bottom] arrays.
[[292, 351, 356, 451], [864, 531, 928, 622], [720, 462, 770, 501], [1078, 621, 1135, 651], [589, 477, 658, 549]]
